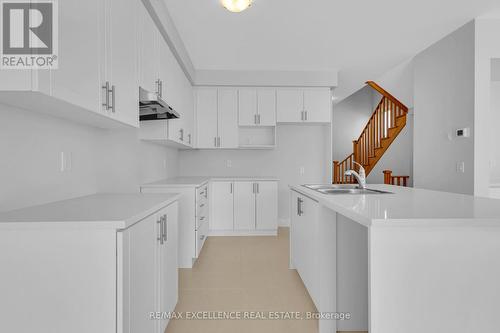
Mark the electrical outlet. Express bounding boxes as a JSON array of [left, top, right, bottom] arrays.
[[299, 166, 305, 175], [226, 160, 232, 168], [456, 161, 465, 173]]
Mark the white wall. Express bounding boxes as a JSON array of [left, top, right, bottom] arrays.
[[490, 79, 500, 184], [0, 105, 177, 212], [178, 125, 330, 223], [332, 86, 373, 162], [413, 21, 475, 195], [475, 19, 500, 197]]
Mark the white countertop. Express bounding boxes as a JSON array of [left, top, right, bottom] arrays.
[[291, 184, 500, 227], [0, 193, 180, 229], [142, 176, 279, 188]]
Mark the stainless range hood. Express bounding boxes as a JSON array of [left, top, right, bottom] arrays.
[[139, 87, 180, 121]]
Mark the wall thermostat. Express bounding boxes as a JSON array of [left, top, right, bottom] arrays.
[[456, 128, 470, 138]]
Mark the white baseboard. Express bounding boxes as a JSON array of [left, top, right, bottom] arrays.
[[209, 230, 277, 237], [279, 218, 291, 227]]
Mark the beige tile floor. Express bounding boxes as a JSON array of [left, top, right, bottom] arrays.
[[166, 227, 319, 333]]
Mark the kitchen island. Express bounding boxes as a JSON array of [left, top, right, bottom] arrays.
[[289, 184, 500, 333]]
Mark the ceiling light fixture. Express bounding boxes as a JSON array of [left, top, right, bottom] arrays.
[[220, 0, 252, 13]]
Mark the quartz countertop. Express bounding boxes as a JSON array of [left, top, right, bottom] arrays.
[[141, 176, 279, 188], [0, 193, 180, 229], [290, 184, 500, 227]]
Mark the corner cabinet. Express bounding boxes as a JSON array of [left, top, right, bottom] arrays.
[[0, 0, 139, 129], [277, 88, 332, 123], [137, 3, 194, 149], [141, 183, 209, 269], [210, 180, 278, 235]]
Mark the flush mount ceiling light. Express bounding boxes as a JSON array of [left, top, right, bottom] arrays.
[[220, 0, 253, 13]]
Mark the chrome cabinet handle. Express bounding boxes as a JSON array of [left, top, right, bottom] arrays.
[[230, 182, 233, 194], [297, 198, 303, 216], [217, 137, 221, 147], [214, 137, 217, 147], [102, 81, 111, 110], [179, 129, 184, 141], [157, 217, 163, 245], [305, 110, 308, 121], [257, 114, 261, 124], [156, 79, 162, 97], [188, 134, 191, 144], [200, 235, 205, 241], [162, 214, 167, 242], [254, 114, 257, 125], [199, 203, 205, 208], [200, 216, 205, 221], [111, 85, 116, 113], [256, 183, 259, 194], [252, 183, 256, 194], [204, 187, 208, 198]]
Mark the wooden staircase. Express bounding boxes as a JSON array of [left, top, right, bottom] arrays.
[[333, 81, 409, 184]]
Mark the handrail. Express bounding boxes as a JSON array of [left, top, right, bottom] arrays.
[[365, 81, 408, 112]]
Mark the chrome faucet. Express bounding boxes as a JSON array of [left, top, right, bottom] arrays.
[[345, 161, 366, 189]]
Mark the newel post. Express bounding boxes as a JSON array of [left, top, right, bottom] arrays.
[[333, 161, 339, 184], [383, 170, 392, 185]]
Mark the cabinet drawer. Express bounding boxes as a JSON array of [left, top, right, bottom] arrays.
[[196, 211, 208, 230], [196, 219, 209, 257]]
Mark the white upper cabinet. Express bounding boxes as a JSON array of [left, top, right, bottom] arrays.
[[0, 0, 140, 128], [196, 88, 218, 149], [238, 89, 258, 126], [277, 88, 331, 123], [303, 88, 332, 123], [218, 88, 239, 149], [138, 5, 159, 94], [51, 0, 104, 116], [238, 88, 276, 126], [196, 87, 238, 149], [104, 0, 140, 127], [277, 89, 304, 123], [257, 89, 277, 126]]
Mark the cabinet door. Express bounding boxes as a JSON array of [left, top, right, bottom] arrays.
[[158, 203, 178, 333], [196, 88, 218, 148], [234, 182, 256, 231], [298, 196, 320, 305], [138, 4, 159, 93], [107, 0, 139, 127], [129, 213, 159, 333], [211, 182, 234, 231], [303, 88, 331, 123], [257, 89, 277, 126], [277, 88, 303, 123], [256, 182, 278, 230], [238, 89, 257, 126], [51, 0, 104, 114], [218, 88, 239, 148]]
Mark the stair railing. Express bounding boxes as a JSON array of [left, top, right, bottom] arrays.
[[333, 81, 409, 183]]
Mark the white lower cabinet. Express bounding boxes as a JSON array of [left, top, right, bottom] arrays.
[[141, 184, 209, 269], [291, 191, 319, 304], [0, 198, 178, 333], [290, 190, 337, 333], [123, 202, 178, 333], [211, 180, 278, 235]]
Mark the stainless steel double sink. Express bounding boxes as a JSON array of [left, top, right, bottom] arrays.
[[302, 184, 392, 195]]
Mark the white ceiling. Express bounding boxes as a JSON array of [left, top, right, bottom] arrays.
[[163, 0, 500, 100]]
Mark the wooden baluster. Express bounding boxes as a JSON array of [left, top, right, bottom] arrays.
[[396, 177, 401, 186], [403, 177, 407, 187], [383, 170, 392, 185], [333, 161, 339, 183]]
